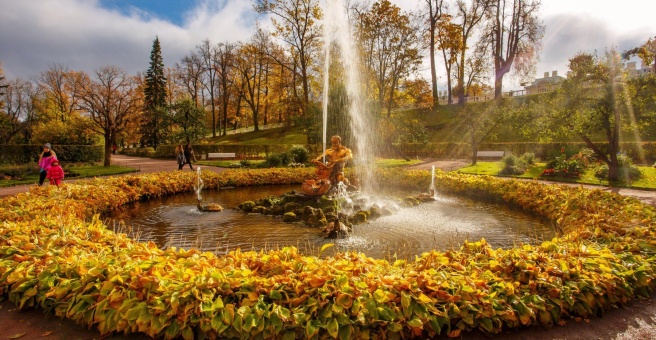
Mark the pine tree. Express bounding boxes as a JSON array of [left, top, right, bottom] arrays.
[[142, 36, 168, 149]]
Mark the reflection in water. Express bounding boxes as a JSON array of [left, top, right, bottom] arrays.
[[106, 185, 555, 259]]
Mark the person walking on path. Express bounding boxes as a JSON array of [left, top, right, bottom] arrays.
[[183, 143, 196, 170], [46, 160, 65, 186], [175, 144, 186, 170], [38, 143, 58, 186]]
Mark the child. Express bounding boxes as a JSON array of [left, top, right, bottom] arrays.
[[46, 160, 65, 186]]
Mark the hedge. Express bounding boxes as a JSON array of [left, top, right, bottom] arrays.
[[154, 144, 320, 159], [1, 169, 656, 338], [0, 144, 104, 165], [393, 141, 656, 164]]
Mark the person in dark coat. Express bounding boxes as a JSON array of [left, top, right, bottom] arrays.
[[175, 144, 186, 170], [183, 143, 195, 170]]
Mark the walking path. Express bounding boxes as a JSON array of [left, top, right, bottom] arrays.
[[1, 156, 656, 339], [0, 154, 226, 198]]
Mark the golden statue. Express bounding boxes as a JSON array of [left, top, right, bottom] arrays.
[[302, 135, 353, 196]]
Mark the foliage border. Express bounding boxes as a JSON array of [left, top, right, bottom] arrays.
[[0, 168, 654, 339]]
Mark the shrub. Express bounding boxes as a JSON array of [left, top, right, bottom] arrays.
[[239, 159, 252, 167], [287, 145, 309, 164], [594, 154, 642, 181], [520, 152, 535, 165], [542, 151, 588, 178], [262, 153, 283, 167], [499, 154, 527, 175]]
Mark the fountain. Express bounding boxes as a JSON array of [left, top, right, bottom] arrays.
[[194, 167, 223, 212]]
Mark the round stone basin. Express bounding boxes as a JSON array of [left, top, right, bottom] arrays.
[[107, 185, 555, 259]]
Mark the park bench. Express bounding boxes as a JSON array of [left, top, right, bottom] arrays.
[[476, 151, 505, 159], [207, 152, 236, 160]]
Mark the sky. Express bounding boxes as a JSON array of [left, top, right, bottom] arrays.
[[1, 0, 655, 90]]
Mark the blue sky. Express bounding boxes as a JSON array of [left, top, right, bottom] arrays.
[[99, 0, 199, 26], [0, 0, 655, 90]]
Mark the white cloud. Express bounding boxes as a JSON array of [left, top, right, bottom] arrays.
[[0, 0, 258, 79]]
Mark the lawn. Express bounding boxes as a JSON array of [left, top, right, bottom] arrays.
[[211, 126, 308, 145], [455, 161, 656, 190], [196, 159, 266, 168], [0, 164, 138, 187], [375, 158, 423, 168]]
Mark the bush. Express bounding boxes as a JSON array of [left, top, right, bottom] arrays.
[[542, 151, 588, 178], [520, 152, 535, 165], [0, 164, 39, 179], [594, 154, 642, 181], [239, 160, 252, 167], [262, 153, 284, 167], [287, 145, 309, 164], [499, 154, 527, 175]]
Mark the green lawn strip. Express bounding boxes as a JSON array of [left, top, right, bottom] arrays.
[[454, 161, 656, 190], [375, 158, 423, 168], [0, 165, 137, 187], [196, 160, 266, 168], [455, 161, 502, 175], [212, 126, 308, 145]]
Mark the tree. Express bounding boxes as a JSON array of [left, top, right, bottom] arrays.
[[623, 36, 656, 73], [142, 37, 168, 150], [435, 15, 462, 104], [537, 50, 635, 181], [0, 78, 36, 144], [254, 0, 322, 127], [425, 0, 446, 108], [78, 67, 140, 166], [215, 42, 237, 136], [167, 99, 206, 144], [357, 0, 422, 116], [454, 0, 491, 104], [483, 0, 544, 99], [197, 40, 220, 137], [454, 101, 510, 164]]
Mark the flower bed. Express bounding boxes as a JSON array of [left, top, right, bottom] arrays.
[[0, 168, 655, 339]]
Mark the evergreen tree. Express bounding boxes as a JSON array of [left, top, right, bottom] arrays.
[[142, 36, 168, 149]]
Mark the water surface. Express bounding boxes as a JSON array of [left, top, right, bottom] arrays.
[[107, 185, 555, 259]]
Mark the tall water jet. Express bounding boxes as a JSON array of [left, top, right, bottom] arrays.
[[322, 0, 377, 193]]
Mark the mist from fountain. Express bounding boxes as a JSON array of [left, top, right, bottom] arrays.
[[322, 0, 377, 194]]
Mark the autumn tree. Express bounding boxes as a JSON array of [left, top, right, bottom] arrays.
[[623, 36, 656, 73], [215, 42, 237, 136], [435, 14, 462, 104], [483, 0, 544, 99], [0, 77, 37, 144], [142, 37, 168, 150], [175, 53, 204, 107], [197, 40, 220, 137], [536, 51, 637, 181], [78, 67, 140, 166], [425, 0, 446, 108], [32, 65, 93, 145], [454, 0, 491, 104], [357, 0, 422, 116], [255, 0, 322, 129]]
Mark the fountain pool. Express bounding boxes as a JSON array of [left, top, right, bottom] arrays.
[[107, 185, 555, 259]]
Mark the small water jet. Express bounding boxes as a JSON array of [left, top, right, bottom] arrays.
[[194, 167, 223, 212]]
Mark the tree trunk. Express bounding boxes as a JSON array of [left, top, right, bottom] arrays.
[[104, 133, 112, 167], [471, 132, 478, 165]]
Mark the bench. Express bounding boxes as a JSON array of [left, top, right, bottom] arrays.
[[207, 152, 236, 160], [476, 151, 505, 159]]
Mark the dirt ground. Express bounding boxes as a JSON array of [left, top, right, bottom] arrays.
[[2, 157, 656, 339]]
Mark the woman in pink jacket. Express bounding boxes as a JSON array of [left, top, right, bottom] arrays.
[[38, 143, 58, 186]]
